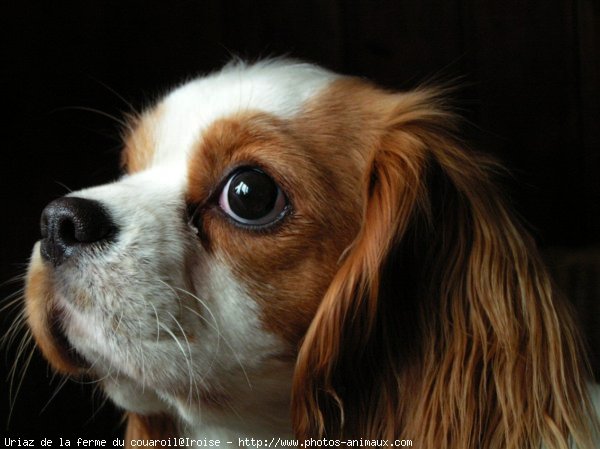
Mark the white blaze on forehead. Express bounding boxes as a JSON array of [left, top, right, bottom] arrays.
[[151, 60, 338, 166]]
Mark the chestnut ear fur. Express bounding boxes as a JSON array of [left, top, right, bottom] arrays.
[[124, 413, 177, 448], [291, 89, 598, 448]]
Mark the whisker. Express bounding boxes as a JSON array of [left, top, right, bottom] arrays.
[[176, 288, 251, 389], [49, 366, 60, 384], [8, 331, 33, 394], [54, 180, 74, 194], [8, 337, 35, 424], [173, 286, 221, 335], [159, 321, 196, 405], [167, 311, 200, 406], [51, 106, 129, 128], [0, 273, 27, 289], [157, 281, 216, 401], [0, 287, 26, 337], [40, 375, 70, 415], [136, 315, 147, 392], [75, 371, 111, 385], [85, 386, 111, 426], [113, 310, 125, 335], [2, 308, 27, 352], [146, 300, 161, 344], [0, 292, 24, 313], [86, 74, 139, 118], [75, 351, 115, 385], [182, 304, 222, 384], [168, 285, 222, 353]]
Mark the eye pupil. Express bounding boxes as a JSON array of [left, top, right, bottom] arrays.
[[227, 170, 279, 221], [219, 168, 288, 226]]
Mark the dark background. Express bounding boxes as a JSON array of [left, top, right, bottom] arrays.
[[1, 0, 598, 441]]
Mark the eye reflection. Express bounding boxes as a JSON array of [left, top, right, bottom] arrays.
[[218, 168, 288, 227]]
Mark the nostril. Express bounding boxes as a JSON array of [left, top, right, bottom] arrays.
[[40, 197, 117, 266], [56, 217, 77, 245]]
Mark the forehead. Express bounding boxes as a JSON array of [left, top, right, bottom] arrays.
[[123, 61, 337, 172]]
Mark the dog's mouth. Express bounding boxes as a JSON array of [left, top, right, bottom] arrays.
[[48, 304, 90, 372]]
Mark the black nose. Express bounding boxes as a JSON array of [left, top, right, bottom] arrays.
[[40, 197, 116, 266]]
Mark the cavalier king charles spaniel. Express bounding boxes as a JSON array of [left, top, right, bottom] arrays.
[[23, 60, 599, 448]]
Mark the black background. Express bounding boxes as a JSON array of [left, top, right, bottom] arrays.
[[1, 0, 598, 441]]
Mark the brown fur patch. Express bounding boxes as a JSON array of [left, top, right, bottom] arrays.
[[187, 110, 363, 343], [121, 106, 163, 173], [183, 74, 600, 447], [125, 413, 178, 448], [25, 249, 82, 375], [184, 78, 440, 344], [290, 79, 599, 448]]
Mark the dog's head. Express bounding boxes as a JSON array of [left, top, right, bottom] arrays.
[[23, 60, 597, 447]]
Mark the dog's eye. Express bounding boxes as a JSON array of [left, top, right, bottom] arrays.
[[219, 168, 287, 226]]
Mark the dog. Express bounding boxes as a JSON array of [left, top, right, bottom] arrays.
[[22, 59, 599, 448]]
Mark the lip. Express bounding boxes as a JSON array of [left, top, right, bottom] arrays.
[[48, 304, 90, 372]]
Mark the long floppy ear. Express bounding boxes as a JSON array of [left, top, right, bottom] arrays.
[[291, 89, 598, 448], [124, 413, 177, 448]]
